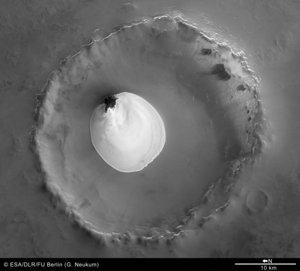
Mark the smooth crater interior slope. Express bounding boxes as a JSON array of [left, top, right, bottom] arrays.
[[35, 15, 264, 236]]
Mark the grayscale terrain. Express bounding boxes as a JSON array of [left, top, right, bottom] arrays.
[[0, 0, 300, 258]]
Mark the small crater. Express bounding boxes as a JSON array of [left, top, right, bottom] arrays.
[[246, 189, 269, 214], [120, 2, 138, 12], [104, 95, 117, 112], [201, 48, 212, 55], [211, 64, 231, 81], [237, 84, 246, 91]]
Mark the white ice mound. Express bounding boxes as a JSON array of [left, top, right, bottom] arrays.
[[90, 92, 166, 172]]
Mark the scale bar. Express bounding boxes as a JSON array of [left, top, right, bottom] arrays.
[[235, 263, 296, 266]]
